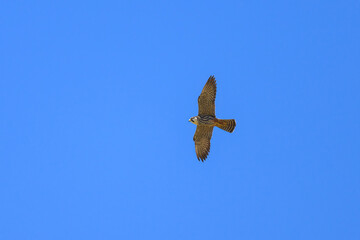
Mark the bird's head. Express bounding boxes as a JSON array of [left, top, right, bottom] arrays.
[[189, 116, 199, 125]]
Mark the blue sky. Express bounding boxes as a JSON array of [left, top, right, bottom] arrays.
[[1, 1, 359, 239]]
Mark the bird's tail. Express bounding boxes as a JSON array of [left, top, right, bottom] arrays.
[[215, 119, 236, 133]]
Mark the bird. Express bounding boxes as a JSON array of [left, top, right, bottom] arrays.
[[189, 75, 236, 161]]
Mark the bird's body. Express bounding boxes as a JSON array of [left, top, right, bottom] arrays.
[[189, 76, 236, 161], [190, 115, 216, 126]]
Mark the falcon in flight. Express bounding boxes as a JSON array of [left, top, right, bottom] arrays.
[[189, 75, 236, 161]]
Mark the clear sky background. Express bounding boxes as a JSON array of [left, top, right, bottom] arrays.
[[1, 1, 359, 239]]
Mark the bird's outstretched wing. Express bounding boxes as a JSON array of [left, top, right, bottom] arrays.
[[198, 76, 216, 116], [193, 126, 214, 161]]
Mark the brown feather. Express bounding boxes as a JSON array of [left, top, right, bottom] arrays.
[[215, 119, 236, 133], [198, 76, 217, 116], [193, 126, 214, 161]]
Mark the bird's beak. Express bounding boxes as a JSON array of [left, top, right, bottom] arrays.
[[188, 119, 191, 122]]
